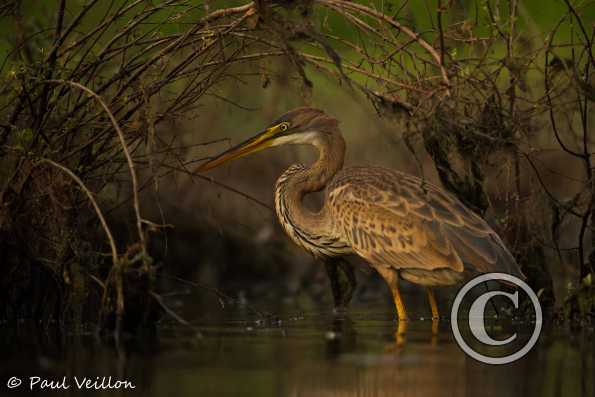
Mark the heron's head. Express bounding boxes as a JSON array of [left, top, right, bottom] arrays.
[[196, 107, 338, 172]]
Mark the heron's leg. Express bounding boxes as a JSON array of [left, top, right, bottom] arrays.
[[426, 288, 439, 320], [376, 267, 408, 321], [324, 260, 342, 308], [427, 287, 439, 338], [324, 258, 356, 309], [337, 259, 357, 306], [393, 276, 408, 322]]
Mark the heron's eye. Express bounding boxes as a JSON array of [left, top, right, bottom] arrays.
[[279, 122, 290, 132]]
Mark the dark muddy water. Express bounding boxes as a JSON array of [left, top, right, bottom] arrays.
[[0, 304, 593, 397]]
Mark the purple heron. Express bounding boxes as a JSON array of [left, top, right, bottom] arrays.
[[196, 107, 524, 321]]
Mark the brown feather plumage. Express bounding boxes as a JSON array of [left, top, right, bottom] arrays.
[[326, 166, 522, 285]]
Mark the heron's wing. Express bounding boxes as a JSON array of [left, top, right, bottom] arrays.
[[327, 166, 521, 276]]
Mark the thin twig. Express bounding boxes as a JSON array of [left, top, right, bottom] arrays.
[[42, 79, 146, 256], [315, 0, 451, 93], [149, 291, 202, 336], [36, 158, 119, 265]]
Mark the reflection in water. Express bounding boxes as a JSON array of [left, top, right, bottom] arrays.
[[0, 310, 592, 397]]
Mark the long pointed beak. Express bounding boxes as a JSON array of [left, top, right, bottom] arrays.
[[195, 127, 276, 172]]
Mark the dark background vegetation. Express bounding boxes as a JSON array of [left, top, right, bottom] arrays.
[[0, 0, 593, 332]]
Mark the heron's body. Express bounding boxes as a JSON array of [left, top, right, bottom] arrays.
[[276, 164, 521, 286], [198, 107, 524, 320]]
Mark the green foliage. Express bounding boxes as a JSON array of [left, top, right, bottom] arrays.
[[12, 127, 32, 148]]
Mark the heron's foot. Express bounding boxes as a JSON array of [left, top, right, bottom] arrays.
[[396, 335, 406, 347], [386, 335, 407, 350], [384, 321, 408, 351]]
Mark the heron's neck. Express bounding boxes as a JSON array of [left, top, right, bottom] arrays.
[[274, 129, 345, 245]]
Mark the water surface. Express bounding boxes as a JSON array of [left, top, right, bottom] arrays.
[[1, 306, 592, 397]]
